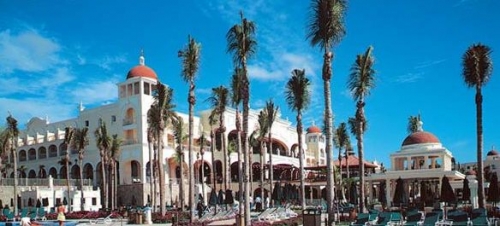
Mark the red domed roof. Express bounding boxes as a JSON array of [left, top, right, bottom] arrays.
[[307, 126, 321, 134], [126, 65, 157, 80], [487, 150, 499, 156], [402, 131, 440, 146]]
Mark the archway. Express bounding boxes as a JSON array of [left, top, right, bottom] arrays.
[[83, 163, 94, 180], [214, 160, 223, 184], [196, 160, 211, 183], [28, 170, 36, 178], [71, 165, 80, 179], [49, 167, 57, 179]]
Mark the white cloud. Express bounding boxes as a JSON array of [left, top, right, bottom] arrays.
[[414, 59, 446, 69], [70, 79, 118, 104], [395, 72, 424, 83], [96, 55, 127, 70], [0, 29, 63, 74]]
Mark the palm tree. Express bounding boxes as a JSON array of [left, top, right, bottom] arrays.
[[407, 115, 421, 134], [256, 110, 269, 208], [229, 68, 244, 215], [57, 157, 72, 209], [264, 100, 278, 207], [462, 43, 493, 208], [285, 69, 311, 209], [172, 115, 186, 211], [3, 115, 19, 215], [334, 122, 349, 202], [207, 112, 218, 213], [63, 127, 74, 211], [178, 35, 201, 222], [109, 134, 122, 210], [206, 86, 229, 192], [307, 0, 347, 223], [347, 45, 376, 213], [148, 82, 176, 215], [226, 11, 257, 225], [94, 121, 111, 209], [72, 127, 89, 210], [146, 127, 156, 211]]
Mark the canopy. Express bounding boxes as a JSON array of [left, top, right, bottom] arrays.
[[209, 190, 218, 206], [487, 173, 499, 204], [461, 178, 471, 204], [225, 190, 234, 205], [218, 189, 224, 205], [440, 176, 456, 204], [393, 177, 408, 206]]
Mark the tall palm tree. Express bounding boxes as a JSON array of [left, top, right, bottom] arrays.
[[462, 43, 493, 208], [307, 0, 347, 223], [172, 115, 186, 211], [72, 127, 89, 211], [285, 69, 311, 209], [146, 127, 156, 211], [94, 121, 110, 209], [109, 134, 122, 210], [347, 46, 376, 213], [407, 115, 421, 134], [229, 68, 244, 216], [4, 115, 19, 215], [63, 127, 74, 211], [207, 112, 219, 213], [57, 157, 72, 208], [264, 100, 278, 206], [226, 11, 257, 225], [148, 82, 176, 214], [256, 110, 269, 208], [334, 122, 349, 202], [206, 86, 229, 192], [178, 35, 201, 222]]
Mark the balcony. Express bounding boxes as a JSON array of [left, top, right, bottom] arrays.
[[123, 138, 138, 145], [123, 118, 135, 126]]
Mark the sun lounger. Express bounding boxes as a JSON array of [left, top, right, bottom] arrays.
[[90, 214, 113, 224], [351, 213, 370, 226], [445, 211, 469, 226], [418, 211, 441, 226], [257, 208, 277, 221], [372, 212, 393, 226], [470, 208, 490, 226], [404, 211, 423, 226]]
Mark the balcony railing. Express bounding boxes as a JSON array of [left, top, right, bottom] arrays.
[[0, 178, 92, 186], [123, 118, 135, 126]]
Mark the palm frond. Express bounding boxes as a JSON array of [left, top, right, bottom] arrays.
[[462, 43, 493, 88], [307, 0, 347, 50]]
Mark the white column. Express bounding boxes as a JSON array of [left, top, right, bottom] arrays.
[[424, 156, 429, 169], [386, 179, 392, 207]]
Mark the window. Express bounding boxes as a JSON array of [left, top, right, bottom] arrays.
[[134, 82, 140, 95], [92, 198, 97, 205], [120, 85, 126, 98], [144, 82, 150, 95], [111, 115, 116, 122], [85, 120, 89, 127], [127, 84, 133, 96]]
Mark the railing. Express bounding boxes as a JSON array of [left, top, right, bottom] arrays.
[[0, 178, 92, 186], [123, 118, 135, 126], [123, 138, 138, 145]]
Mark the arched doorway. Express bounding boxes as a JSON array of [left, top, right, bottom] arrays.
[[49, 167, 57, 179]]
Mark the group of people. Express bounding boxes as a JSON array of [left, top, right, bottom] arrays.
[[21, 201, 66, 226]]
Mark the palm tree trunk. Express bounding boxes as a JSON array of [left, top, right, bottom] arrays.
[[179, 152, 185, 211], [79, 158, 85, 211], [158, 132, 165, 215], [188, 82, 195, 223], [476, 88, 485, 208], [260, 142, 264, 209], [110, 162, 115, 210], [66, 154, 71, 212], [242, 82, 251, 226], [148, 137, 154, 211], [100, 155, 107, 209], [323, 50, 335, 226], [13, 144, 18, 216], [236, 110, 244, 220], [297, 112, 306, 210], [210, 129, 217, 214], [357, 123, 365, 213], [268, 133, 274, 207], [338, 149, 345, 202]]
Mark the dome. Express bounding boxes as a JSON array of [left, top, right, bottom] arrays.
[[487, 150, 499, 156], [307, 126, 321, 134], [126, 65, 157, 80], [402, 131, 440, 146]]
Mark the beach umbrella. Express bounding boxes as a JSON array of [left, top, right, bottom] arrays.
[[440, 176, 456, 204], [461, 178, 471, 204], [420, 181, 428, 206], [224, 190, 234, 205], [379, 181, 387, 207], [209, 190, 218, 206], [440, 176, 456, 220], [349, 182, 358, 205], [272, 182, 282, 205], [487, 173, 499, 205], [218, 189, 224, 205], [36, 199, 41, 208], [393, 177, 408, 207]]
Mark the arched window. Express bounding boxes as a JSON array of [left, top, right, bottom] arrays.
[[49, 145, 57, 157], [38, 147, 47, 159], [131, 160, 140, 181], [28, 148, 36, 160], [49, 167, 58, 179], [19, 150, 27, 162], [59, 143, 67, 156], [28, 170, 36, 178]]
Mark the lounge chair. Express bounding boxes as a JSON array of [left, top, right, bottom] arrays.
[[257, 208, 277, 221], [418, 211, 441, 226], [372, 212, 392, 226], [389, 211, 403, 225], [351, 213, 370, 226], [445, 211, 470, 226], [404, 212, 423, 226], [470, 208, 490, 226], [3, 209, 15, 221], [37, 208, 47, 221], [90, 214, 113, 224]]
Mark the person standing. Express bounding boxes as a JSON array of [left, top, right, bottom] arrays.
[[57, 201, 66, 226]]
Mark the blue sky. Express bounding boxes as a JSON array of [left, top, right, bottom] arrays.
[[1, 0, 499, 166]]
